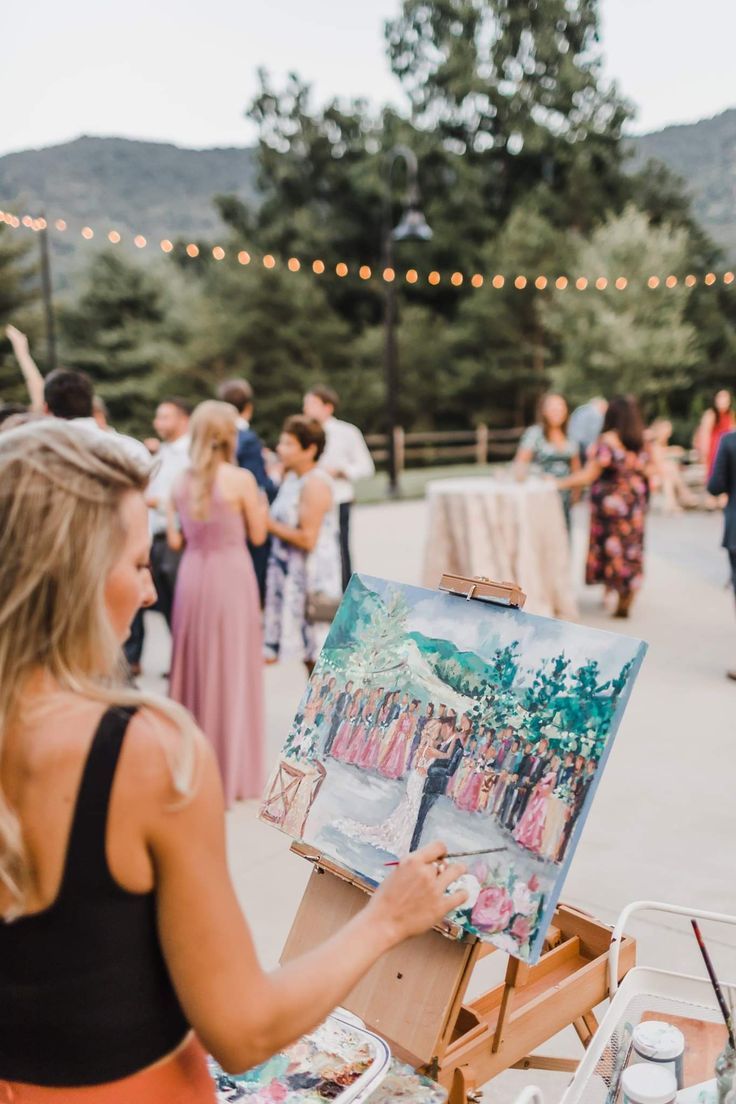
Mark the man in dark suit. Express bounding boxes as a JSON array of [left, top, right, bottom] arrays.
[[708, 429, 736, 680], [409, 725, 469, 852], [324, 680, 354, 757], [217, 379, 278, 605]]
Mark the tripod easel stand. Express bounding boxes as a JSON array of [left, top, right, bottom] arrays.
[[280, 576, 636, 1104]]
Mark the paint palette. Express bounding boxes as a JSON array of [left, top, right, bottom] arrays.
[[209, 1013, 393, 1103]]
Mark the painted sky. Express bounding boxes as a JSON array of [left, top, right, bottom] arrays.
[[364, 576, 645, 685], [1, 0, 735, 156]]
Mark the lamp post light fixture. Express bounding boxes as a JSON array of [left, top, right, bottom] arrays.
[[383, 145, 432, 497]]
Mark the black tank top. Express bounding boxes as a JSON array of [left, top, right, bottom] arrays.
[[0, 706, 190, 1086]]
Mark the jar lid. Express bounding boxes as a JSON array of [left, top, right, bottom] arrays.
[[633, 1020, 685, 1060], [622, 1063, 678, 1104]]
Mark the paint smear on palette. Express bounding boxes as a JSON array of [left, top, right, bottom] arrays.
[[209, 1014, 396, 1104]]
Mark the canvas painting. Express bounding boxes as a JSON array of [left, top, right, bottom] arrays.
[[260, 574, 646, 962]]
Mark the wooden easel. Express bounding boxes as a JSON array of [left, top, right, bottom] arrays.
[[279, 576, 636, 1103]]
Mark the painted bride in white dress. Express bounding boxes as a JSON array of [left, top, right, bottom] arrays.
[[334, 731, 441, 858]]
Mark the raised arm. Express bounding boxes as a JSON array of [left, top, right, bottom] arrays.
[[146, 721, 466, 1073], [6, 325, 45, 412], [268, 474, 331, 552]]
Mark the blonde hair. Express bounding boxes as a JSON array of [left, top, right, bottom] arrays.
[[0, 420, 197, 919], [189, 400, 237, 519]]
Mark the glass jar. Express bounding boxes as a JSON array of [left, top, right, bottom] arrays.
[[631, 1021, 685, 1089], [622, 1064, 678, 1104], [715, 1043, 736, 1104]]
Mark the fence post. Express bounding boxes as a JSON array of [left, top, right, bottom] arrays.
[[393, 426, 405, 478], [476, 423, 489, 465]]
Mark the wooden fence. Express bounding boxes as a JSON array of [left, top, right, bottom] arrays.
[[365, 425, 525, 473]]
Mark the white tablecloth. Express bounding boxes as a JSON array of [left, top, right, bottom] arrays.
[[422, 476, 578, 619]]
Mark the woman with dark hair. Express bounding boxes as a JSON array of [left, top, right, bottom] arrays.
[[695, 389, 734, 507], [264, 415, 341, 673], [514, 393, 580, 528], [558, 395, 652, 618]]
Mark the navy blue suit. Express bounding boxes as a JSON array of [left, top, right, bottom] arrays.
[[708, 430, 736, 593], [236, 427, 277, 605]]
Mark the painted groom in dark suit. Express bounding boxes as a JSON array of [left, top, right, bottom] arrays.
[[409, 722, 469, 852], [218, 379, 278, 605]]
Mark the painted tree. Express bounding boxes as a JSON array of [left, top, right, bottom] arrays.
[[349, 588, 411, 680], [521, 652, 571, 743]]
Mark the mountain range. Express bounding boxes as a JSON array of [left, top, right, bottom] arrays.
[[2, 107, 735, 282]]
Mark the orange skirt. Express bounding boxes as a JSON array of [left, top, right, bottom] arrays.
[[0, 1035, 215, 1103]]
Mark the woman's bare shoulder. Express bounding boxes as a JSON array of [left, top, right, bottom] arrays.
[[120, 704, 212, 808]]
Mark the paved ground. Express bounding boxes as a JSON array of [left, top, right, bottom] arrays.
[[140, 501, 736, 1102]]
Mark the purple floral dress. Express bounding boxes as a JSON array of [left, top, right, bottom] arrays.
[[585, 440, 649, 598]]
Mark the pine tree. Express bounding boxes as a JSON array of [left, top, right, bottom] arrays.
[[0, 225, 40, 405]]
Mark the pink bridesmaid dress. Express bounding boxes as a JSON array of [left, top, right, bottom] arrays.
[[170, 476, 264, 806], [379, 714, 416, 780]]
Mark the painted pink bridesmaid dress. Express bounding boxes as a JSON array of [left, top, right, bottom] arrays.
[[379, 714, 416, 780]]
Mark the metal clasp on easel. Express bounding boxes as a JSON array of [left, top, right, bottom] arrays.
[[438, 574, 527, 610]]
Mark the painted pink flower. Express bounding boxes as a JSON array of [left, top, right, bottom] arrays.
[[528, 874, 540, 892], [511, 915, 532, 942], [471, 885, 513, 932], [470, 861, 489, 883], [512, 882, 535, 916]]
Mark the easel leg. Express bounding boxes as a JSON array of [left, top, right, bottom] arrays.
[[450, 1064, 481, 1104]]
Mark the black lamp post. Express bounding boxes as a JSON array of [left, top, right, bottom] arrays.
[[383, 145, 432, 497]]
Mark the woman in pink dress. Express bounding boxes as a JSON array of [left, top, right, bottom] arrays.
[[379, 699, 420, 780], [358, 692, 394, 770], [331, 690, 364, 761], [343, 689, 380, 765], [168, 401, 268, 806], [512, 756, 561, 853]]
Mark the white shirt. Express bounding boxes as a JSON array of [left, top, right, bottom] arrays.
[[320, 416, 375, 505], [147, 434, 191, 535]]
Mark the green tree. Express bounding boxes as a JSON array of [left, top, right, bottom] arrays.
[[59, 251, 190, 435], [545, 205, 701, 408], [0, 224, 40, 405]]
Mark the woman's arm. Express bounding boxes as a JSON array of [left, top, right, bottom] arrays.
[[513, 446, 534, 481], [557, 457, 603, 491], [143, 723, 466, 1073], [6, 326, 45, 412], [166, 496, 183, 552], [268, 474, 331, 553], [238, 469, 268, 546]]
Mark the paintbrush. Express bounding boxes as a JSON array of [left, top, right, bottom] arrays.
[[384, 846, 508, 866], [691, 919, 736, 1048]]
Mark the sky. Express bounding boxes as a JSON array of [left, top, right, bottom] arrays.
[[2, 0, 735, 158]]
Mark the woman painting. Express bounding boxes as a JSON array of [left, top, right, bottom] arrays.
[[558, 395, 652, 619], [264, 417, 341, 675], [0, 421, 466, 1101], [515, 393, 580, 528], [168, 401, 267, 806]]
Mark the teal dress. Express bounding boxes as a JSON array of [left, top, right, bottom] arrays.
[[519, 424, 577, 528]]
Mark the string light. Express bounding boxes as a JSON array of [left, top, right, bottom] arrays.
[[6, 208, 735, 295]]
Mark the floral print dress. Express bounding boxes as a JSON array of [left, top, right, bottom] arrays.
[[585, 440, 649, 598]]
